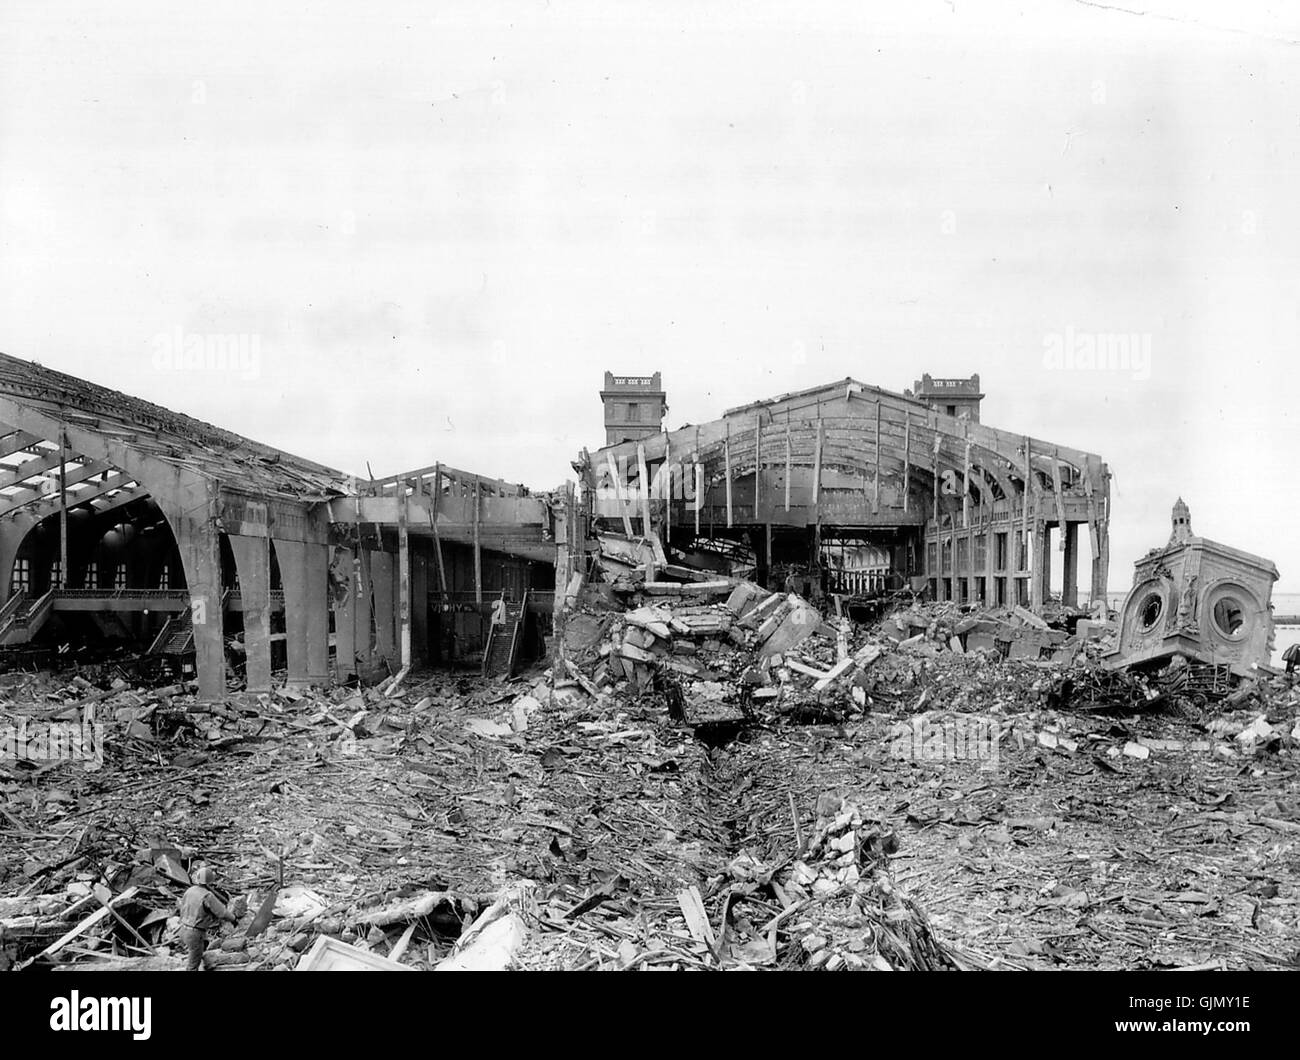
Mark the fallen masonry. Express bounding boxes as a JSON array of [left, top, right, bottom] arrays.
[[2, 558, 1298, 971]]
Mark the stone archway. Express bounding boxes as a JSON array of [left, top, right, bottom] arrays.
[[0, 400, 227, 699]]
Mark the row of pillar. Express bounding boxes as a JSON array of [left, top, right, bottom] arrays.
[[191, 531, 407, 699], [925, 520, 1089, 611]]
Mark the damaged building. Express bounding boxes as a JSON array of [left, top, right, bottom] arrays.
[[2, 354, 1297, 978], [1106, 498, 1278, 677], [580, 374, 1112, 615], [0, 354, 570, 701], [0, 357, 1114, 703]]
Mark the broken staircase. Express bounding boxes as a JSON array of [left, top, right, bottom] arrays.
[[482, 591, 528, 679]]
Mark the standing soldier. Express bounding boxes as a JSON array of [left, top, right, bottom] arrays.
[[178, 866, 240, 971]]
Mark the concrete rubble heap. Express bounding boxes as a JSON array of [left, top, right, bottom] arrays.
[[2, 556, 1299, 970]]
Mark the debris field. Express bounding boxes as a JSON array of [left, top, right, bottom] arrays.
[[3, 564, 1298, 972]]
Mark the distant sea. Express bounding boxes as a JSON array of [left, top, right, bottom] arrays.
[[1106, 591, 1300, 668]]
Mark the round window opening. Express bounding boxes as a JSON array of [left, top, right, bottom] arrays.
[[1211, 596, 1247, 639], [1137, 593, 1163, 631]]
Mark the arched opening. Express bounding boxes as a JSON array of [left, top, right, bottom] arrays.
[[1, 493, 191, 673], [1138, 592, 1163, 632], [1210, 594, 1247, 640]]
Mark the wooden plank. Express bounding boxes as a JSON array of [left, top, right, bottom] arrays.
[[388, 921, 418, 963], [753, 415, 761, 522], [398, 494, 411, 669], [428, 466, 448, 600], [24, 886, 140, 966], [813, 656, 856, 691], [786, 658, 832, 680], [677, 886, 717, 949]]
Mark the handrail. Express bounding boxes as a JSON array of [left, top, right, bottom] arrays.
[[146, 617, 175, 656], [0, 590, 27, 622], [14, 589, 54, 627], [53, 588, 188, 600]]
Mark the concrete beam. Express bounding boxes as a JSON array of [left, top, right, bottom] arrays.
[[0, 460, 116, 518]]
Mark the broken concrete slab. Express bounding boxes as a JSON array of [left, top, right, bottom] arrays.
[[643, 579, 735, 597]]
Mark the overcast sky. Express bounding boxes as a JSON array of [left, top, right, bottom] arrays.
[[2, 1, 1297, 592]]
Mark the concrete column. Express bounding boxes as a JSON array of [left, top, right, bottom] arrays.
[[1028, 526, 1041, 610], [1062, 522, 1079, 608], [305, 542, 329, 682], [984, 527, 995, 605], [276, 539, 329, 686], [1036, 525, 1054, 605], [228, 533, 272, 693], [164, 494, 225, 702], [1094, 520, 1111, 613], [275, 539, 309, 684], [333, 546, 357, 681], [371, 550, 396, 663]]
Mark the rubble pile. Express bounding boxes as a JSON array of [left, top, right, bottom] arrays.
[[566, 544, 1119, 730], [2, 536, 1298, 970]]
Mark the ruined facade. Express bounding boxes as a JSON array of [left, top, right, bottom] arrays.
[[581, 376, 1111, 611], [0, 355, 1115, 703], [1107, 499, 1278, 677], [0, 355, 564, 700]]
